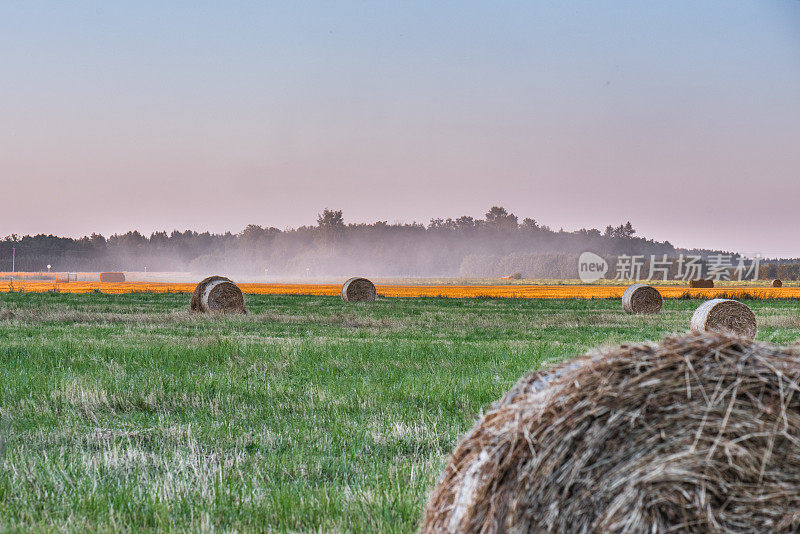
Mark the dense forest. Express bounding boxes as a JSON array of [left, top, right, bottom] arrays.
[[0, 207, 796, 279]]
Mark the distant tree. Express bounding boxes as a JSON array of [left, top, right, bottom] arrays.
[[317, 209, 344, 231], [455, 216, 476, 231], [150, 231, 169, 247], [240, 224, 268, 243], [604, 222, 635, 239], [109, 231, 147, 251], [89, 233, 106, 249], [485, 206, 518, 232], [428, 218, 445, 230], [316, 208, 345, 246], [522, 218, 539, 231], [765, 263, 779, 279], [427, 218, 456, 231], [621, 221, 636, 238]]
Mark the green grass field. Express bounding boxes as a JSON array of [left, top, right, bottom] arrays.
[[1, 292, 799, 532]]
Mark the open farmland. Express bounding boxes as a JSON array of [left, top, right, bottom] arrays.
[[1, 279, 800, 299], [1, 292, 800, 531]]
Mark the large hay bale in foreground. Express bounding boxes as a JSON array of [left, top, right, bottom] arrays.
[[342, 277, 376, 302], [99, 272, 125, 283], [691, 298, 757, 339], [689, 278, 714, 288], [190, 276, 246, 313], [621, 284, 662, 314], [423, 332, 800, 533], [773, 279, 783, 288]]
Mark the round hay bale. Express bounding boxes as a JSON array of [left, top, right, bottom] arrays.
[[190, 276, 246, 313], [422, 332, 800, 533], [772, 279, 783, 288], [341, 277, 376, 302], [691, 298, 757, 339], [621, 284, 662, 314], [99, 272, 125, 283], [689, 278, 714, 288]]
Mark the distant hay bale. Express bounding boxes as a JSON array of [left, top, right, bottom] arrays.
[[689, 278, 714, 288], [772, 279, 783, 288], [342, 277, 377, 302], [190, 276, 246, 313], [99, 272, 125, 283], [621, 284, 662, 314], [691, 298, 757, 339], [422, 332, 800, 533]]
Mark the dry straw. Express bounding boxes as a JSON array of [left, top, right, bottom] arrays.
[[423, 332, 800, 533], [621, 284, 662, 314], [341, 277, 377, 302], [190, 275, 246, 313], [773, 279, 783, 288], [691, 298, 757, 339], [689, 279, 714, 288], [99, 272, 125, 283]]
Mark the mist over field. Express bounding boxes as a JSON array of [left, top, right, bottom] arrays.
[[6, 206, 797, 281]]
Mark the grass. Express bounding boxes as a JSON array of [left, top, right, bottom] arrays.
[[1, 292, 799, 532]]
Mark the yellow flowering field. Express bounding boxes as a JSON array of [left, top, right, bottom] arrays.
[[1, 280, 798, 299]]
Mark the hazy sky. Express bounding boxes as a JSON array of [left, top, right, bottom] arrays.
[[2, 1, 799, 256]]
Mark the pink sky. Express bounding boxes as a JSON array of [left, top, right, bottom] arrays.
[[2, 2, 799, 256]]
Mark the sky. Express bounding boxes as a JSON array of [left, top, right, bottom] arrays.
[[1, 1, 799, 256]]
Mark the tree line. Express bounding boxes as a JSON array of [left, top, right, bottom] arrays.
[[1, 207, 795, 279]]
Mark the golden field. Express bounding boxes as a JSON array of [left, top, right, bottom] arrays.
[[1, 280, 799, 299]]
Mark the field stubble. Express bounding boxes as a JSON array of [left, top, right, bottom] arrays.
[[0, 292, 799, 531]]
